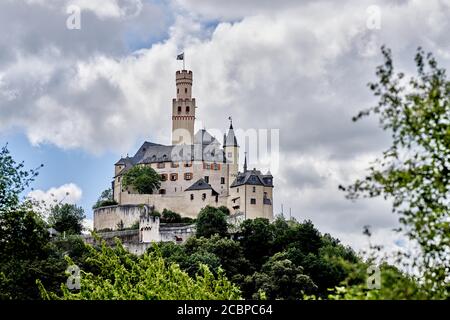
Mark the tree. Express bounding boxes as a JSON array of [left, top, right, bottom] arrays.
[[341, 47, 449, 296], [122, 165, 161, 194], [48, 203, 85, 235], [245, 252, 317, 300], [0, 145, 66, 300], [196, 206, 228, 238], [38, 239, 242, 300], [0, 144, 42, 213], [183, 235, 251, 281], [218, 205, 230, 216], [326, 263, 430, 300], [161, 208, 182, 223], [93, 188, 117, 209], [238, 218, 274, 268]]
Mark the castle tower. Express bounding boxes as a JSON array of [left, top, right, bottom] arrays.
[[224, 120, 239, 188], [172, 70, 196, 145]]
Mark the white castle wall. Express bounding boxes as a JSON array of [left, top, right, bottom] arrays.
[[94, 205, 142, 230]]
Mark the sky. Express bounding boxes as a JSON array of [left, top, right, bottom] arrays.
[[0, 0, 449, 253]]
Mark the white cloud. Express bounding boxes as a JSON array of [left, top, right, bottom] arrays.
[[27, 183, 83, 207], [82, 218, 93, 233]]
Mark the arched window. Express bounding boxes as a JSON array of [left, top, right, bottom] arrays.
[[177, 106, 182, 114], [202, 193, 206, 201]]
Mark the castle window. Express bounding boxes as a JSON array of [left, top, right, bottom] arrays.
[[171, 162, 179, 168], [213, 163, 220, 170], [250, 198, 256, 205], [221, 177, 225, 184], [202, 193, 206, 201], [170, 173, 178, 181], [185, 88, 187, 93], [184, 173, 193, 180], [175, 187, 177, 192], [161, 174, 168, 181], [178, 106, 182, 114], [118, 176, 121, 182], [177, 88, 179, 94], [253, 186, 256, 192], [190, 194, 194, 201], [237, 188, 239, 193], [204, 176, 209, 183], [186, 106, 190, 113], [159, 189, 166, 195], [184, 162, 192, 167], [157, 162, 165, 169]]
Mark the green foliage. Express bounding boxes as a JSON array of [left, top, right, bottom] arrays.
[[0, 145, 54, 299], [218, 205, 230, 216], [181, 217, 195, 223], [0, 144, 42, 213], [326, 263, 433, 300], [342, 47, 450, 295], [196, 206, 228, 238], [152, 215, 360, 300], [238, 218, 274, 268], [122, 165, 161, 194], [38, 239, 241, 300], [161, 208, 182, 223], [245, 252, 317, 300], [92, 188, 117, 209], [183, 235, 251, 280], [48, 203, 85, 235], [150, 210, 161, 218]]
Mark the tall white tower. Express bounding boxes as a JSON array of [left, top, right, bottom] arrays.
[[172, 70, 196, 145], [224, 121, 239, 187]]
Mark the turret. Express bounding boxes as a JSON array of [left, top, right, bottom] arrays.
[[224, 119, 239, 189]]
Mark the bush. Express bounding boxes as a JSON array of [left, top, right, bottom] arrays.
[[196, 206, 228, 238], [161, 209, 182, 223]]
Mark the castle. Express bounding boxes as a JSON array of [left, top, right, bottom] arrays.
[[93, 68, 274, 244]]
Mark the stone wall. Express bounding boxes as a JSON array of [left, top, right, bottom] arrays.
[[94, 205, 142, 231]]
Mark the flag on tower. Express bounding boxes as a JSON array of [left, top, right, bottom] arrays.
[[177, 52, 184, 60]]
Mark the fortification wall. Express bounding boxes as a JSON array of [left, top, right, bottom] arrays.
[[94, 205, 143, 231], [118, 192, 227, 219]]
